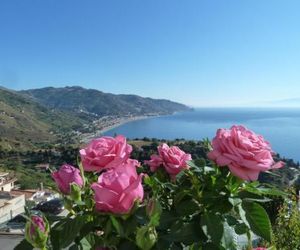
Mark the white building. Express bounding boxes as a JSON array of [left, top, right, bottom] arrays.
[[0, 192, 25, 224], [0, 172, 16, 192]]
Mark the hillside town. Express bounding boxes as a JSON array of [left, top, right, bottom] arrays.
[[0, 172, 62, 234]]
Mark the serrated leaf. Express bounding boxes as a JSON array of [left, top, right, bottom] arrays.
[[201, 212, 224, 245], [51, 215, 88, 250], [242, 201, 272, 242], [221, 222, 238, 250]]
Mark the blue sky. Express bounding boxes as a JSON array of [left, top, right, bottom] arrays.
[[0, 0, 300, 107]]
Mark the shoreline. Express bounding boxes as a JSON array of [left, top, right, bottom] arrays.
[[80, 114, 160, 143], [99, 115, 158, 134]]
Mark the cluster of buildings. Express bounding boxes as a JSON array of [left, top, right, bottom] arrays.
[[0, 172, 58, 229]]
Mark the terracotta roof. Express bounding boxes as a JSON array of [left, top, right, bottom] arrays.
[[10, 189, 36, 199]]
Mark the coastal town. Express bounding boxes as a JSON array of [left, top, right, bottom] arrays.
[[0, 171, 63, 248], [78, 114, 160, 143]]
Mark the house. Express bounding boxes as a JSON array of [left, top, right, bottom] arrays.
[[0, 172, 17, 192], [0, 192, 25, 224]]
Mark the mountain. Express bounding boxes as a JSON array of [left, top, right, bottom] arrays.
[[0, 86, 190, 149], [20, 86, 190, 117], [0, 88, 86, 149]]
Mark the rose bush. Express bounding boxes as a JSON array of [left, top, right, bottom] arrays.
[[19, 126, 286, 250]]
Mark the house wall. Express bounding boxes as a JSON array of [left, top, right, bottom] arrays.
[[0, 182, 14, 192], [0, 194, 25, 224]]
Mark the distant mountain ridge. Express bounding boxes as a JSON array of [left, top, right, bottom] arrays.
[[0, 86, 190, 149], [0, 88, 87, 149], [20, 86, 190, 117]]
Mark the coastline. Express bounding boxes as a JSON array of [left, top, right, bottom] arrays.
[[99, 115, 157, 134], [80, 114, 160, 143]]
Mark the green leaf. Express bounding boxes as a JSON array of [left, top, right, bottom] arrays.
[[243, 185, 286, 197], [79, 237, 93, 250], [221, 222, 238, 250], [158, 211, 179, 230], [175, 198, 199, 216], [234, 223, 248, 235], [165, 221, 203, 244], [136, 226, 157, 250], [242, 201, 272, 242], [119, 240, 138, 250], [110, 216, 123, 236], [201, 212, 224, 245], [51, 215, 88, 250], [146, 198, 162, 227], [14, 239, 33, 250], [68, 244, 79, 250], [70, 183, 82, 202]]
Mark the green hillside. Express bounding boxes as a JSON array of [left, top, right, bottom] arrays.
[[0, 88, 85, 150]]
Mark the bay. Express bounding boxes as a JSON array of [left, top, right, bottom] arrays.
[[103, 108, 300, 162]]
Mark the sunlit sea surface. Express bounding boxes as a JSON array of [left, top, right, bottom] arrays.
[[103, 108, 300, 162]]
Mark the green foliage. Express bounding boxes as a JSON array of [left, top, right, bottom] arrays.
[[272, 190, 300, 250], [10, 138, 289, 249]]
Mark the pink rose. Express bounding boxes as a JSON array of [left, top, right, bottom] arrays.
[[208, 125, 284, 181], [52, 164, 83, 194], [29, 215, 46, 236], [80, 135, 132, 172], [91, 159, 144, 214], [145, 143, 192, 178], [25, 215, 49, 248]]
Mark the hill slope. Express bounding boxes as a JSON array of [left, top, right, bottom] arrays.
[[20, 86, 190, 117], [0, 88, 86, 149]]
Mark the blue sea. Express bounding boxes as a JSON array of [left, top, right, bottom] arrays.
[[103, 108, 300, 162]]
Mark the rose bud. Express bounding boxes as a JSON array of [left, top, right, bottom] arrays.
[[52, 164, 83, 195], [25, 215, 49, 249]]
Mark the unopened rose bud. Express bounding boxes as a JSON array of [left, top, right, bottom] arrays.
[[25, 215, 49, 249]]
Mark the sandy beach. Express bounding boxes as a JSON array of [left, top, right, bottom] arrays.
[[80, 114, 159, 143]]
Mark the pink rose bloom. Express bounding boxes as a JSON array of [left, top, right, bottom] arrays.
[[52, 164, 83, 194], [80, 135, 132, 172], [91, 159, 144, 214], [208, 125, 284, 181], [145, 143, 192, 178]]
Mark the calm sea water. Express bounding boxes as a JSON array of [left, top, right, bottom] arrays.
[[103, 108, 300, 162]]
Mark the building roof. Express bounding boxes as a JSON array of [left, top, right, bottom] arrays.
[[0, 178, 17, 187], [0, 172, 9, 177], [10, 189, 36, 200]]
